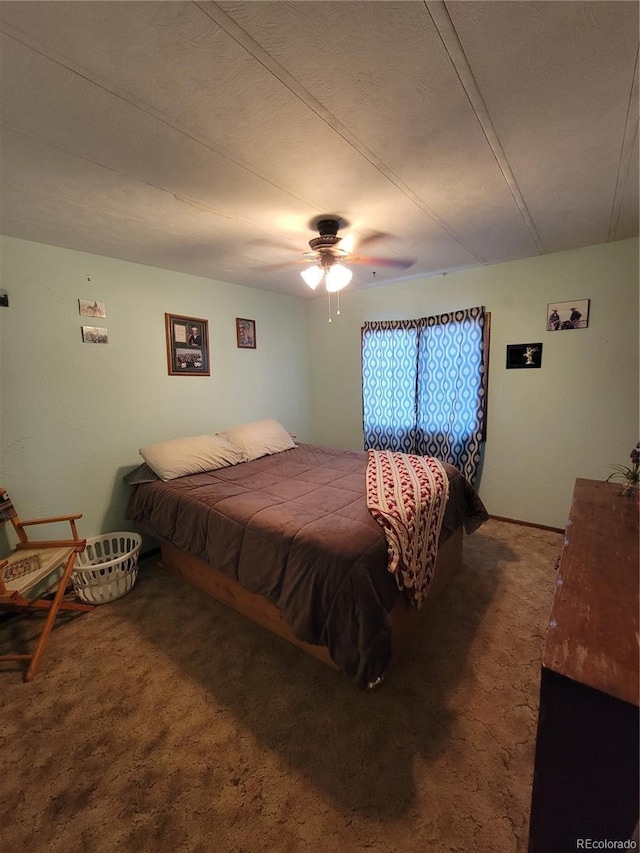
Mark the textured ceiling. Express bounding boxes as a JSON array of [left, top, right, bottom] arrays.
[[0, 1, 638, 298]]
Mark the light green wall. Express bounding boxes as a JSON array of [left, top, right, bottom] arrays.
[[0, 236, 313, 541], [307, 238, 639, 529], [2, 235, 638, 537]]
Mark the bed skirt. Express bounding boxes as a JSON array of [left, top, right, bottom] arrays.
[[159, 525, 464, 676]]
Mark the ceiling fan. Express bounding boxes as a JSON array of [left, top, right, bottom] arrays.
[[299, 216, 415, 292]]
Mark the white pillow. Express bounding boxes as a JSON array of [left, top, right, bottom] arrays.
[[139, 435, 246, 481], [219, 418, 296, 462]]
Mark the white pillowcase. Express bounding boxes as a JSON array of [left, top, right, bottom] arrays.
[[139, 434, 246, 481], [219, 418, 296, 462]]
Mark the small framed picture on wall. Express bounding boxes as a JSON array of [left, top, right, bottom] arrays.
[[79, 299, 107, 318], [546, 299, 590, 331], [81, 325, 108, 344], [165, 313, 210, 376], [506, 342, 543, 369], [236, 318, 256, 349]]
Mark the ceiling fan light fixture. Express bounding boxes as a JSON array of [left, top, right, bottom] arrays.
[[300, 265, 323, 289], [325, 263, 352, 292]]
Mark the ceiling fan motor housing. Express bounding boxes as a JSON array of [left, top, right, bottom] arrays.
[[308, 217, 343, 253]]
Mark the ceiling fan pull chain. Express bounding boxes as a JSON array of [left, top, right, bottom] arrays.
[[336, 289, 341, 316], [328, 291, 332, 323]]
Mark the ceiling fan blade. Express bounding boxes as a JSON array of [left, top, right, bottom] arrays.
[[353, 230, 395, 251], [352, 255, 416, 269], [338, 233, 356, 254], [260, 261, 303, 271]]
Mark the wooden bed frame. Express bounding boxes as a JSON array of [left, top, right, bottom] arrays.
[[160, 525, 464, 674]]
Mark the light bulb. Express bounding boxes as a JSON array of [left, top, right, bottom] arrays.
[[325, 264, 352, 292], [300, 265, 323, 289]]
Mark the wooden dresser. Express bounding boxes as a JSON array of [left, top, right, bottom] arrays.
[[528, 478, 639, 852]]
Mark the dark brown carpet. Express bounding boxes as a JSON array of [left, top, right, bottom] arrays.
[[1, 519, 561, 852]]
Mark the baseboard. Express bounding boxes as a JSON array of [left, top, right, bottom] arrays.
[[489, 515, 564, 534]]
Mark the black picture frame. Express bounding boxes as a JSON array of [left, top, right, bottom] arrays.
[[506, 343, 543, 369], [236, 318, 256, 349], [165, 313, 210, 376]]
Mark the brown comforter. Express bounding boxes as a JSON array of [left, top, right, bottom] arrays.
[[125, 443, 488, 687]]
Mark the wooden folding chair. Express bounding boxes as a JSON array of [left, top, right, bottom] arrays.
[[0, 487, 94, 682]]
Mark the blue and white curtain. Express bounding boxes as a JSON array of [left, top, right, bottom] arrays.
[[362, 307, 486, 483]]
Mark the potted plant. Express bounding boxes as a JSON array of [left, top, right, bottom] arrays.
[[607, 442, 640, 496]]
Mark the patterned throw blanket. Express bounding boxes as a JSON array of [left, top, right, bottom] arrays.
[[366, 450, 450, 608]]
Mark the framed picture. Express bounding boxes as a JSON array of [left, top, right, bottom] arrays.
[[79, 299, 107, 318], [506, 343, 543, 369], [165, 313, 210, 376], [236, 318, 256, 349], [81, 325, 108, 344], [546, 299, 590, 331]]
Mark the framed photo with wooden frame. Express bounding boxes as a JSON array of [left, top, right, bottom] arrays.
[[165, 313, 210, 376], [236, 318, 256, 349]]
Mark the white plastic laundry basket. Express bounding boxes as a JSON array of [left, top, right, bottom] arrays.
[[73, 532, 142, 604]]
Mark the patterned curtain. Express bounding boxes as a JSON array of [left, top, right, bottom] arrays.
[[362, 307, 486, 483], [362, 320, 419, 453]]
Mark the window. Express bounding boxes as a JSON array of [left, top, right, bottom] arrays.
[[361, 307, 489, 483]]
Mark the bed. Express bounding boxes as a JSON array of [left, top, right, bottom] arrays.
[[125, 441, 488, 688]]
